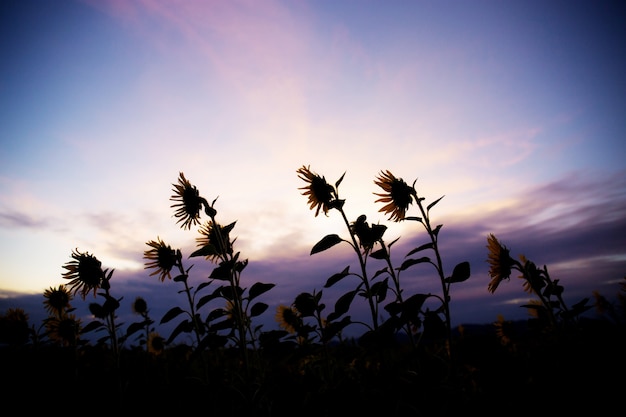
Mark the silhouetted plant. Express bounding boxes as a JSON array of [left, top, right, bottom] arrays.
[[592, 275, 626, 327], [373, 170, 470, 359], [62, 249, 125, 358], [296, 165, 387, 339], [126, 296, 155, 350], [296, 166, 470, 359], [6, 167, 626, 416], [42, 284, 82, 347], [144, 172, 276, 386], [486, 233, 592, 332], [143, 236, 207, 347]]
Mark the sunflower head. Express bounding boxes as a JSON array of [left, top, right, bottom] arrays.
[[518, 256, 545, 294], [294, 292, 318, 317], [132, 296, 148, 315], [45, 314, 81, 346], [43, 285, 73, 317], [296, 165, 337, 217], [486, 234, 514, 294], [275, 305, 301, 334], [170, 172, 208, 230], [374, 170, 416, 222], [195, 221, 234, 263], [144, 237, 180, 281], [61, 249, 104, 299], [350, 215, 387, 253], [592, 290, 611, 316], [0, 308, 30, 345], [147, 332, 165, 356], [494, 314, 513, 347]]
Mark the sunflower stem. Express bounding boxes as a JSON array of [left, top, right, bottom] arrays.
[[339, 208, 379, 331]]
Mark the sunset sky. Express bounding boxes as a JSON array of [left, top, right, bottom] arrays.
[[1, 0, 625, 335]]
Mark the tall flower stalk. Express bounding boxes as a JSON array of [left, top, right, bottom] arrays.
[[144, 237, 205, 347], [374, 170, 470, 360], [61, 249, 125, 403], [297, 165, 380, 332], [127, 296, 154, 351], [146, 172, 275, 389], [62, 249, 123, 358]]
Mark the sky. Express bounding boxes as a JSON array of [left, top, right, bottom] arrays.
[[1, 0, 625, 340]]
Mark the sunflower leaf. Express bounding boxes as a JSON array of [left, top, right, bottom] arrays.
[[427, 195, 445, 212], [81, 320, 104, 334], [248, 282, 275, 301], [370, 248, 387, 259], [311, 234, 343, 255], [404, 216, 422, 222], [335, 171, 346, 188], [398, 257, 430, 271], [166, 319, 192, 344], [126, 321, 145, 338], [445, 261, 471, 283], [160, 306, 185, 324], [327, 289, 357, 321], [406, 242, 434, 256], [190, 244, 218, 258], [324, 266, 351, 288], [250, 302, 269, 317]]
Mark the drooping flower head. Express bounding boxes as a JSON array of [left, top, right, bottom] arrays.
[[297, 165, 337, 217], [350, 214, 387, 253], [43, 285, 72, 317], [486, 234, 514, 293], [275, 305, 301, 334], [196, 220, 234, 263], [144, 237, 179, 282], [62, 249, 104, 299], [170, 172, 207, 230], [374, 170, 416, 222]]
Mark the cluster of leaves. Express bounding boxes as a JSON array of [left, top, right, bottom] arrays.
[[278, 166, 471, 360]]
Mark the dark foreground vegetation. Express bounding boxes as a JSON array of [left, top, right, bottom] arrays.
[[1, 167, 624, 415]]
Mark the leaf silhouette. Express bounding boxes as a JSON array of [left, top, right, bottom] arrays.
[[398, 257, 430, 271], [445, 261, 471, 283], [311, 234, 343, 255], [327, 289, 357, 321], [406, 242, 434, 257], [248, 282, 275, 301], [160, 306, 185, 324], [324, 266, 351, 288], [250, 302, 268, 317]]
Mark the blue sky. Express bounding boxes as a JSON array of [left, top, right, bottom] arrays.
[[1, 0, 625, 337]]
